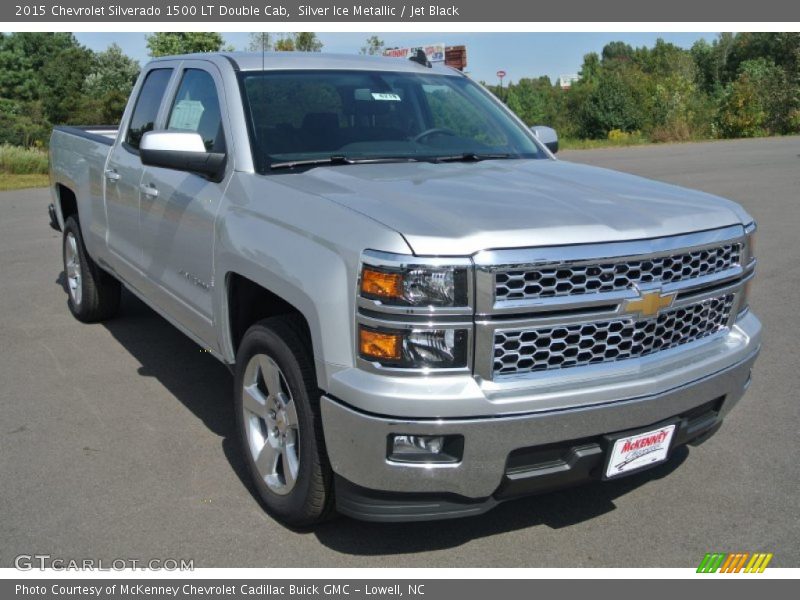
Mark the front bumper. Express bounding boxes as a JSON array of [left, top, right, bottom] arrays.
[[322, 336, 759, 521]]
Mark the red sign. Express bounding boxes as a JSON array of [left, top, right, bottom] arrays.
[[445, 45, 467, 71], [496, 70, 506, 78]]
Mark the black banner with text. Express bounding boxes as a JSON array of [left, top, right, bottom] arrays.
[[4, 0, 800, 22]]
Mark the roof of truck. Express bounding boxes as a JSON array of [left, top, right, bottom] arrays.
[[148, 51, 462, 76]]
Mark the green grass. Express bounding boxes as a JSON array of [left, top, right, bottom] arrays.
[[0, 173, 50, 191], [0, 144, 49, 175], [559, 136, 652, 150], [0, 145, 50, 191]]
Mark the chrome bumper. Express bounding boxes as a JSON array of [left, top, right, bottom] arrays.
[[322, 342, 759, 499]]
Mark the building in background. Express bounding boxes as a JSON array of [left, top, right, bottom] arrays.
[[558, 74, 580, 89]]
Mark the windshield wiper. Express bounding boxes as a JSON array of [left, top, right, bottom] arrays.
[[429, 152, 512, 163], [270, 155, 420, 170]]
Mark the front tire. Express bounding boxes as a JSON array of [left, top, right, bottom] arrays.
[[234, 316, 335, 527], [62, 216, 120, 323]]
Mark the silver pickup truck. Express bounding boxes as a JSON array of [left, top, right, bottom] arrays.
[[49, 52, 760, 525]]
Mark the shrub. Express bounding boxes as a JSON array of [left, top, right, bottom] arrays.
[[607, 129, 644, 143], [649, 121, 693, 143], [0, 144, 49, 174]]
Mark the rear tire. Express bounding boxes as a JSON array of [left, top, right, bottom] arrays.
[[234, 316, 335, 527], [62, 216, 121, 323]]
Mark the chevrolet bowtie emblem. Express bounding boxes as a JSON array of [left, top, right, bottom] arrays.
[[623, 288, 676, 318]]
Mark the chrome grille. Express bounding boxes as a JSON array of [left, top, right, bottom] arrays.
[[493, 294, 734, 376], [494, 243, 741, 302]]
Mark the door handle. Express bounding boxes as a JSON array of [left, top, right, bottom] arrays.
[[140, 183, 159, 198], [104, 169, 120, 182]]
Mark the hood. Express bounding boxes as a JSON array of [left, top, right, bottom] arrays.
[[271, 159, 751, 256]]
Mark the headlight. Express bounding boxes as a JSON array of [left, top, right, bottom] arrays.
[[739, 222, 757, 317], [357, 252, 472, 371], [359, 325, 469, 369], [360, 263, 469, 307]]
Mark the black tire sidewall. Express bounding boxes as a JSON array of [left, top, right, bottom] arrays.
[[62, 217, 89, 319], [234, 322, 325, 524]]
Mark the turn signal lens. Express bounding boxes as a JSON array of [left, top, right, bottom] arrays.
[[360, 268, 403, 301], [359, 327, 402, 361], [359, 325, 468, 369]]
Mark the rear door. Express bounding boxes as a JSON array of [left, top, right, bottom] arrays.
[[104, 66, 176, 279], [138, 62, 231, 344]]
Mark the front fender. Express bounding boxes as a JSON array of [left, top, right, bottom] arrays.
[[214, 172, 411, 389]]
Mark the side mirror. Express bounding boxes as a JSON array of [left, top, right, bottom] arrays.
[[531, 125, 558, 154], [140, 131, 226, 181]]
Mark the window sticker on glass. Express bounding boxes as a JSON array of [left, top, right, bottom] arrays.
[[371, 93, 401, 101], [170, 100, 205, 131]]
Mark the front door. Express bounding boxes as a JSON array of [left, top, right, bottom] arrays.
[[138, 65, 230, 344]]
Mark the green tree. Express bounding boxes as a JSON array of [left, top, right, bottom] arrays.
[[145, 32, 227, 57], [84, 43, 140, 97], [506, 77, 553, 125], [602, 41, 634, 65], [360, 36, 385, 56], [0, 98, 49, 146], [248, 33, 272, 52], [271, 32, 323, 52], [273, 35, 295, 52], [0, 32, 93, 125], [580, 69, 645, 138], [640, 39, 696, 80], [717, 57, 797, 137], [294, 33, 323, 52], [690, 36, 737, 93], [579, 52, 601, 85]]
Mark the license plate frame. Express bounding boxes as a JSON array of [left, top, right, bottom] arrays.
[[603, 421, 677, 480]]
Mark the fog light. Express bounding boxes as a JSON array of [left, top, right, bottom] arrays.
[[393, 435, 444, 455], [388, 434, 464, 464]]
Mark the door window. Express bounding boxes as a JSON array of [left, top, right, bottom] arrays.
[[125, 68, 173, 150], [167, 69, 226, 152]]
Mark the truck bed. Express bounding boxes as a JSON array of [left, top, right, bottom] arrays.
[[49, 125, 120, 248], [53, 125, 119, 145]]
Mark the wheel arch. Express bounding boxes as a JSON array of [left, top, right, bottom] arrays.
[[226, 273, 314, 357]]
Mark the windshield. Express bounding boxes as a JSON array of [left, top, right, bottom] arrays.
[[239, 69, 547, 171]]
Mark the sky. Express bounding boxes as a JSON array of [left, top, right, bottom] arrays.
[[74, 32, 719, 84]]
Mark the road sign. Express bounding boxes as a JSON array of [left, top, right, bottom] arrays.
[[496, 70, 506, 78]]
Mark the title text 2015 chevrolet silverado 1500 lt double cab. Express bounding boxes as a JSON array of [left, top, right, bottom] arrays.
[[49, 52, 760, 526]]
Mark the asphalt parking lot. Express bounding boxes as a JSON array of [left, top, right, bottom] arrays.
[[1, 136, 798, 568]]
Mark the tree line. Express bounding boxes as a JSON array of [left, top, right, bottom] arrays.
[[0, 32, 324, 147], [1, 32, 797, 148], [485, 33, 800, 142]]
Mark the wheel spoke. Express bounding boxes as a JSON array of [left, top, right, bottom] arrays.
[[282, 446, 298, 489], [242, 383, 268, 418], [254, 439, 280, 477], [283, 397, 299, 427], [258, 355, 284, 396], [242, 352, 301, 495]]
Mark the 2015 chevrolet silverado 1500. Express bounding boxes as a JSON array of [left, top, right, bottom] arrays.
[[48, 52, 761, 526]]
